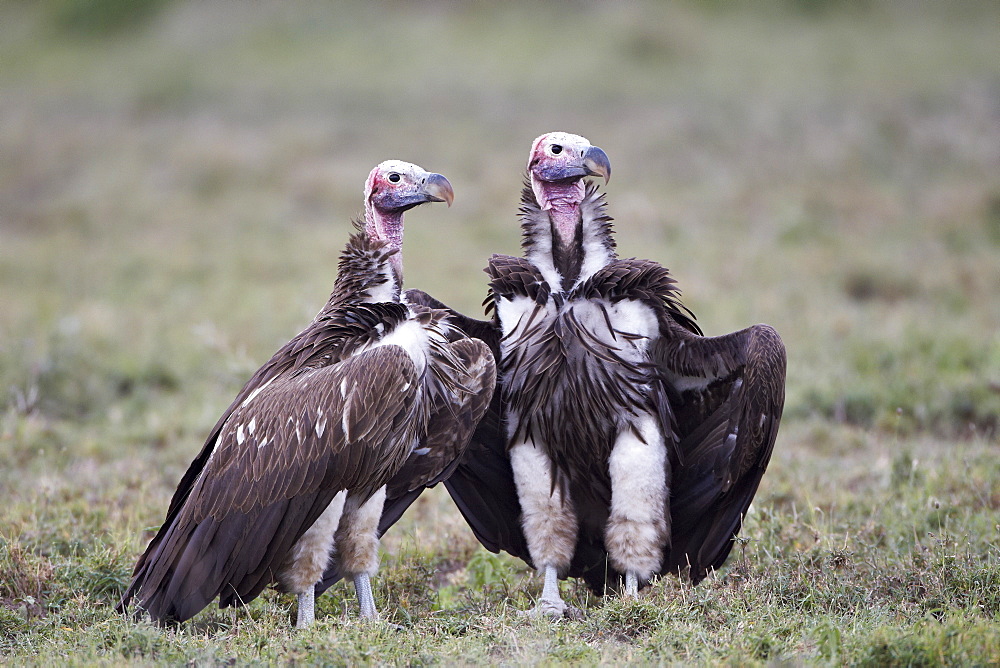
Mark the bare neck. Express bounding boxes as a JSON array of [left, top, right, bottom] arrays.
[[363, 202, 404, 299], [521, 180, 616, 291]]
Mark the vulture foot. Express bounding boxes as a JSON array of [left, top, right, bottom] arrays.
[[520, 598, 584, 621], [520, 564, 584, 620]]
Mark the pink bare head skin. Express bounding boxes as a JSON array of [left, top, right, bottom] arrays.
[[527, 132, 611, 244], [363, 160, 454, 280]]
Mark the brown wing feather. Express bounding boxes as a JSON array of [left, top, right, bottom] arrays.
[[405, 288, 501, 354], [120, 345, 421, 622], [130, 302, 407, 576], [406, 288, 533, 564], [314, 331, 498, 596], [196, 345, 419, 516], [386, 337, 496, 496], [654, 321, 786, 582]]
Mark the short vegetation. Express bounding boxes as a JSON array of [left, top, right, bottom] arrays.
[[2, 0, 998, 664]]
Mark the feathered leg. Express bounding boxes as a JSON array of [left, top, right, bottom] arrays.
[[510, 440, 580, 619], [277, 490, 348, 628], [605, 414, 669, 598], [335, 486, 387, 620]]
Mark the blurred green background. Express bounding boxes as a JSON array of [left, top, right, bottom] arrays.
[[1, 0, 999, 660], [3, 0, 997, 451]]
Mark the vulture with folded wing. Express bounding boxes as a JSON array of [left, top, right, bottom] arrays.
[[118, 161, 495, 627], [410, 132, 786, 618]]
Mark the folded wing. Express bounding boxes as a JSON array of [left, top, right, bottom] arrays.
[[405, 289, 533, 564], [119, 344, 420, 623], [314, 304, 499, 595]]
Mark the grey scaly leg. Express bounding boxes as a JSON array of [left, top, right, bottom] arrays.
[[624, 572, 639, 598], [541, 564, 562, 608], [354, 573, 378, 619], [523, 564, 582, 620], [296, 585, 315, 628]]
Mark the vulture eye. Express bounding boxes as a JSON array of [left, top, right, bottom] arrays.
[[550, 144, 563, 155], [388, 173, 401, 183]]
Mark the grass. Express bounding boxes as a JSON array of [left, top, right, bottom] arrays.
[[2, 0, 999, 664]]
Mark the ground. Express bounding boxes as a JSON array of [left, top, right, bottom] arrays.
[[1, 0, 999, 664]]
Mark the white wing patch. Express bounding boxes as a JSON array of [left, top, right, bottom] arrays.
[[565, 298, 659, 364], [667, 374, 714, 392], [287, 415, 302, 444], [240, 376, 275, 409], [372, 319, 429, 375], [603, 299, 659, 340], [725, 429, 738, 451], [667, 370, 743, 393], [342, 412, 351, 443]]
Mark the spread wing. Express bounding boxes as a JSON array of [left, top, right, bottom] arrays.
[[405, 288, 532, 564], [442, 375, 531, 564], [119, 345, 421, 623], [654, 321, 786, 582]]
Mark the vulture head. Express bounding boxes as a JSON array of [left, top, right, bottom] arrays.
[[525, 132, 612, 266], [364, 160, 454, 283], [528, 132, 610, 213]]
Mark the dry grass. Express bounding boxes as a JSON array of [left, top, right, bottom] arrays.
[[2, 0, 999, 664]]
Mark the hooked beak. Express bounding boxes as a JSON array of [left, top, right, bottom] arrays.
[[379, 172, 455, 212], [422, 172, 455, 207], [532, 144, 612, 184], [582, 145, 611, 184]]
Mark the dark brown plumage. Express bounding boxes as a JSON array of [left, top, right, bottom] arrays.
[[413, 132, 786, 617], [312, 308, 499, 598], [118, 232, 418, 623], [117, 161, 494, 626]]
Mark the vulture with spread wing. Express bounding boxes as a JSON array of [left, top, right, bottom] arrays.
[[118, 161, 495, 627], [410, 132, 786, 618]]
